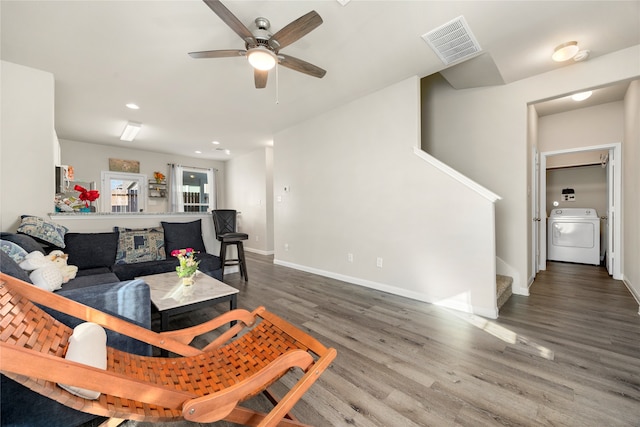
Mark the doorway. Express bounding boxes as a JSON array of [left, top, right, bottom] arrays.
[[538, 143, 622, 280]]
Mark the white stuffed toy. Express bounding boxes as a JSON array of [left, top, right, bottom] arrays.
[[47, 250, 78, 283], [19, 251, 63, 291]]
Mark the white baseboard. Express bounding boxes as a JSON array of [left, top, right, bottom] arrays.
[[622, 275, 640, 316], [273, 258, 497, 319], [244, 247, 274, 256]]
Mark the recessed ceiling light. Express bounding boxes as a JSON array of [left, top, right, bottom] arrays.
[[195, 150, 202, 154], [211, 141, 220, 145], [571, 91, 593, 101], [125, 103, 140, 110], [225, 149, 231, 155]]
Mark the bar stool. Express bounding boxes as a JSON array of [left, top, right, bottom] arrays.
[[211, 209, 248, 281]]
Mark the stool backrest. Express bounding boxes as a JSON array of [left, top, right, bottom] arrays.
[[212, 209, 237, 237]]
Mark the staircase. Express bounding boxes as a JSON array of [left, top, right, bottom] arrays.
[[496, 274, 513, 310]]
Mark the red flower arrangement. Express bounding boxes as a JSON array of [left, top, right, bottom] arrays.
[[74, 184, 100, 207]]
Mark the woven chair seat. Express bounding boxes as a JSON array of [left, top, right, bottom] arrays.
[[0, 273, 336, 426]]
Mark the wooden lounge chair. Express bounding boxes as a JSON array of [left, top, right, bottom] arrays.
[[0, 273, 337, 427]]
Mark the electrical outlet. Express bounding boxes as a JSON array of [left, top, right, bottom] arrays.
[[376, 257, 383, 268], [347, 253, 354, 263]]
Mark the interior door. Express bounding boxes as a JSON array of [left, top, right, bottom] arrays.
[[532, 146, 540, 276], [606, 148, 614, 275]]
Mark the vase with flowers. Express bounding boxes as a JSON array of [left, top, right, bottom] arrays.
[[73, 185, 100, 211], [154, 171, 165, 184], [172, 248, 200, 286]]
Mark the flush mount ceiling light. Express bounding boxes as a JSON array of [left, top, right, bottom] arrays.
[[552, 41, 580, 62], [125, 103, 140, 110], [571, 91, 593, 101], [247, 47, 277, 71], [120, 121, 141, 141]]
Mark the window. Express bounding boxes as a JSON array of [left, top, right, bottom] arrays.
[[168, 165, 216, 213], [101, 171, 147, 213], [182, 170, 213, 212]]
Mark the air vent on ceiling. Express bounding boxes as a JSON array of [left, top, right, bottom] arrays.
[[422, 16, 481, 65]]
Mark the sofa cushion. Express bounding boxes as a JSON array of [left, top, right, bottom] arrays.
[[114, 227, 166, 265], [17, 215, 68, 248], [65, 232, 118, 270], [161, 219, 206, 254], [53, 280, 152, 355], [112, 258, 180, 281], [61, 272, 121, 291], [0, 232, 46, 254], [0, 250, 32, 283], [112, 253, 222, 281]]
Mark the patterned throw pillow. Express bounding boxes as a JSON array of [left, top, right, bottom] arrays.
[[0, 240, 28, 263], [16, 216, 68, 248], [114, 227, 166, 265]]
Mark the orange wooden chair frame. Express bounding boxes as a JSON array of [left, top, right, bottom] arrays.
[[0, 273, 336, 427]]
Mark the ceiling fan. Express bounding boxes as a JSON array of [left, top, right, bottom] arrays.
[[189, 0, 326, 89]]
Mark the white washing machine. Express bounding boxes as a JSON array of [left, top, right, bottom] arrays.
[[548, 208, 600, 265]]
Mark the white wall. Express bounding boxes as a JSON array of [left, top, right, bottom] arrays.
[[546, 166, 607, 215], [623, 80, 640, 305], [539, 101, 624, 168], [1, 61, 55, 231], [423, 45, 640, 294], [224, 147, 274, 254], [274, 77, 499, 317], [59, 139, 226, 213]]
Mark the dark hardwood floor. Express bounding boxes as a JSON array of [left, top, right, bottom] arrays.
[[123, 254, 640, 427]]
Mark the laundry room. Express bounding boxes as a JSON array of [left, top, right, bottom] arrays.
[[546, 159, 607, 264], [537, 86, 626, 267]]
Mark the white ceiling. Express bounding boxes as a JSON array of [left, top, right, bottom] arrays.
[[2, 1, 639, 160]]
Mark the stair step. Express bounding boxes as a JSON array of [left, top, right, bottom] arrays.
[[496, 274, 513, 309]]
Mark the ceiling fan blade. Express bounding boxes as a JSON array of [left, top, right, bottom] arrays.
[[189, 49, 246, 59], [254, 69, 268, 89], [203, 0, 256, 45], [279, 54, 326, 79], [270, 10, 323, 50]]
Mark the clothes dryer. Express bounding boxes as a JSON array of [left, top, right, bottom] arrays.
[[547, 208, 600, 265]]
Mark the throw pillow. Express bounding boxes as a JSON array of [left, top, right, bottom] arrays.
[[58, 322, 107, 400], [16, 216, 68, 248], [0, 240, 28, 263], [114, 227, 166, 265], [161, 220, 206, 254], [64, 232, 119, 270]]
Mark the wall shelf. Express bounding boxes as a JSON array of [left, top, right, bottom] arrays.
[[149, 180, 166, 198]]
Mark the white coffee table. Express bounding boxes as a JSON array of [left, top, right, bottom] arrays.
[[136, 270, 239, 333]]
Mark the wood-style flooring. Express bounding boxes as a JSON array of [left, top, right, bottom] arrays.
[[123, 254, 640, 427]]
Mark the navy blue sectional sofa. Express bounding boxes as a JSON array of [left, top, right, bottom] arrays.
[[0, 219, 223, 427]]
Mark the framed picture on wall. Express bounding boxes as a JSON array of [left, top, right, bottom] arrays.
[[109, 158, 140, 173]]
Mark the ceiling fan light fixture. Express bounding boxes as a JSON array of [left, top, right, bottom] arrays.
[[552, 41, 580, 62], [571, 91, 593, 101], [120, 121, 141, 141], [247, 47, 277, 71]]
